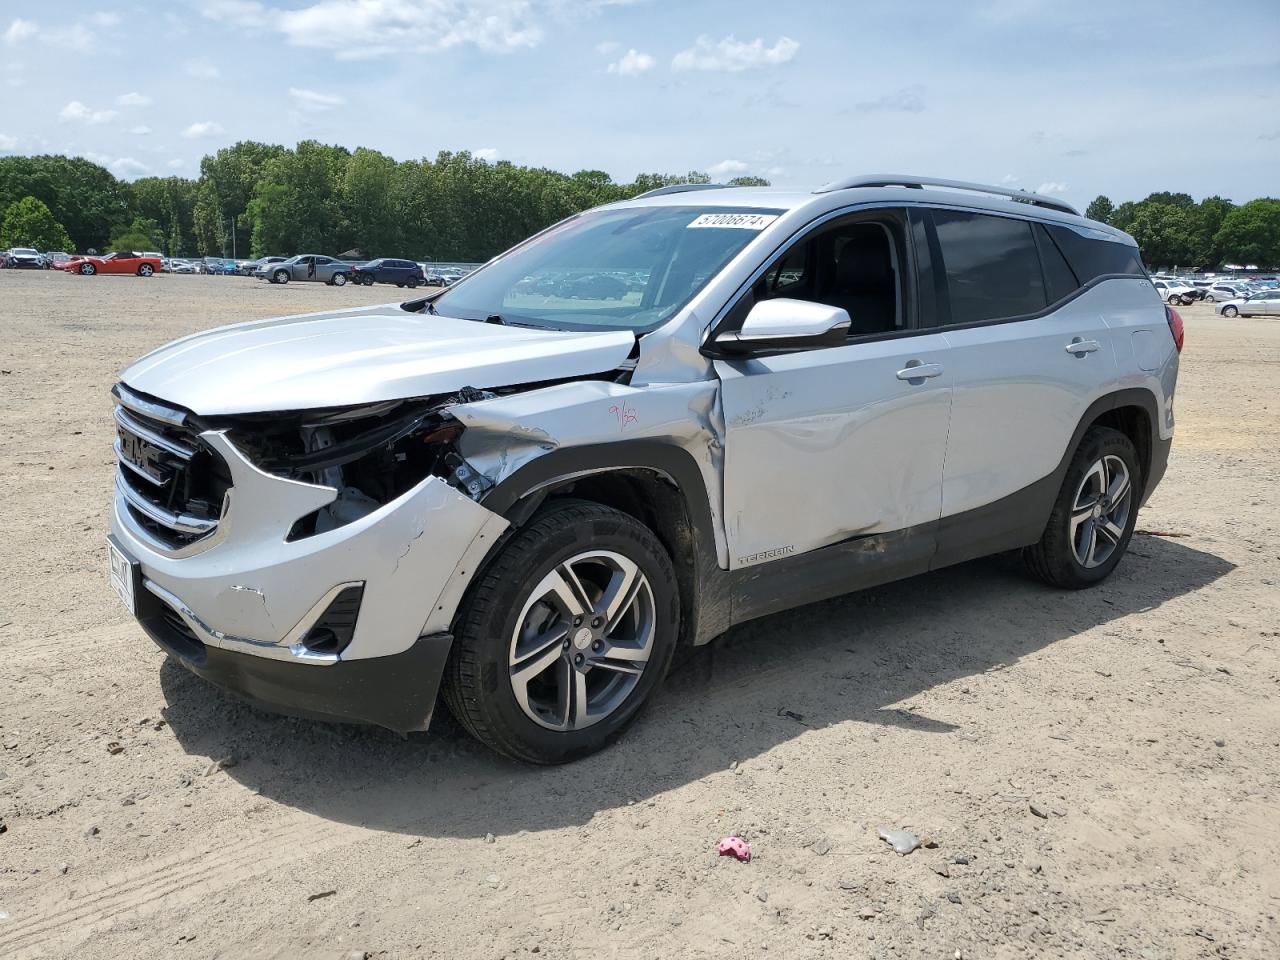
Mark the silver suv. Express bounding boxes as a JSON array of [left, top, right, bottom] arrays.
[[107, 174, 1181, 763]]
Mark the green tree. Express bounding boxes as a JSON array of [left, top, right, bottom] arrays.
[[727, 176, 771, 187], [0, 155, 130, 250], [1128, 203, 1196, 269], [0, 195, 74, 251], [1214, 200, 1280, 267], [1084, 195, 1114, 223], [129, 176, 199, 255], [107, 215, 163, 252]]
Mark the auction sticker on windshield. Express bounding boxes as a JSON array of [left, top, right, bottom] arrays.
[[687, 213, 778, 230]]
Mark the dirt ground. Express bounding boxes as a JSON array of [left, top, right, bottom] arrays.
[[0, 270, 1277, 960]]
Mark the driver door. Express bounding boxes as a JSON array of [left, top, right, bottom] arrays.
[[713, 209, 952, 571], [293, 256, 313, 281]]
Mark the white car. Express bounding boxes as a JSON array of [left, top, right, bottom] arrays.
[[1215, 291, 1280, 318], [1204, 282, 1250, 303], [106, 174, 1180, 763], [1151, 280, 1194, 305]]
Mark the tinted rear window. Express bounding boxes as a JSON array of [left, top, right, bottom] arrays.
[[1034, 224, 1079, 304], [932, 210, 1046, 325], [1046, 225, 1145, 282]]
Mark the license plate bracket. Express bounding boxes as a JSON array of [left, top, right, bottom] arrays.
[[107, 535, 140, 615]]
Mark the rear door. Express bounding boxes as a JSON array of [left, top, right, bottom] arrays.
[[923, 209, 1126, 566], [714, 207, 952, 570]]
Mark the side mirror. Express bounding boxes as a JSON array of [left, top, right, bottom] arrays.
[[713, 298, 851, 354]]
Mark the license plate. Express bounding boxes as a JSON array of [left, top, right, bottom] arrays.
[[107, 536, 137, 615]]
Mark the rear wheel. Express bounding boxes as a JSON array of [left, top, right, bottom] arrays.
[[137, 263, 154, 277], [442, 500, 679, 764], [1023, 426, 1141, 589], [332, 272, 347, 286], [406, 276, 419, 289], [80, 263, 96, 276], [1222, 305, 1238, 318]]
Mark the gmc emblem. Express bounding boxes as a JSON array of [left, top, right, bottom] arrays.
[[118, 431, 170, 484]]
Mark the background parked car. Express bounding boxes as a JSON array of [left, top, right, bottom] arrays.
[[262, 254, 352, 285], [168, 258, 199, 274], [43, 251, 72, 270], [1151, 280, 1194, 305], [350, 257, 426, 288], [1204, 282, 1250, 302], [1215, 291, 1280, 318], [66, 251, 162, 276], [249, 256, 289, 278], [203, 257, 239, 275], [4, 247, 46, 269]]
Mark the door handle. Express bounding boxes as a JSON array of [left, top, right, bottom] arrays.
[[1065, 338, 1101, 356], [896, 361, 943, 383]]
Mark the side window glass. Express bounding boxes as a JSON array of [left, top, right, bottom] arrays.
[[1046, 225, 1145, 282], [932, 210, 1046, 325], [1034, 224, 1079, 304]]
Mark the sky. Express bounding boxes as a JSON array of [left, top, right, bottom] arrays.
[[1, 0, 1278, 209]]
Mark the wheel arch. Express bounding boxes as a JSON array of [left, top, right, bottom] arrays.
[[478, 442, 730, 647]]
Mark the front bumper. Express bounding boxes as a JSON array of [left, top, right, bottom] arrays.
[[137, 580, 452, 732]]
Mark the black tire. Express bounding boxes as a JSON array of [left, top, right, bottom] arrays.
[[363, 274, 375, 286], [273, 269, 290, 284], [332, 272, 347, 286], [406, 276, 419, 289], [1222, 305, 1238, 318], [1023, 426, 1141, 589], [442, 499, 680, 764], [395, 282, 404, 288]]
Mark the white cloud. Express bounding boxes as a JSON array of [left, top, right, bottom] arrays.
[[474, 147, 500, 162], [59, 101, 117, 125], [4, 18, 37, 44], [1036, 181, 1069, 195], [289, 87, 347, 111], [274, 0, 542, 58], [595, 40, 620, 55], [607, 49, 654, 76], [130, 125, 152, 135], [109, 157, 150, 179], [672, 35, 799, 73], [853, 85, 925, 113], [200, 0, 265, 28], [708, 159, 749, 177], [1000, 173, 1020, 184], [0, 133, 18, 151], [182, 120, 226, 139], [184, 58, 221, 79], [116, 92, 152, 107]]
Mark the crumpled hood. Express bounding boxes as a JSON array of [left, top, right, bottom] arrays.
[[120, 303, 636, 415]]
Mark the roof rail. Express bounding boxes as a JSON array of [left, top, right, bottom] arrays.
[[814, 174, 1078, 216], [632, 183, 734, 200]]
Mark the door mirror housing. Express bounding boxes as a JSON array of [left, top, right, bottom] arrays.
[[713, 298, 851, 355]]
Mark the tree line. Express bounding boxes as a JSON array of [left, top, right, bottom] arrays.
[[1, 144, 1275, 269], [1085, 192, 1280, 270], [0, 143, 768, 262]]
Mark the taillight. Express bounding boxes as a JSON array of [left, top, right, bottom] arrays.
[[1166, 305, 1184, 353]]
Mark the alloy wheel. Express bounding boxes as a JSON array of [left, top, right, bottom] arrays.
[[508, 550, 655, 731], [1070, 455, 1132, 569]]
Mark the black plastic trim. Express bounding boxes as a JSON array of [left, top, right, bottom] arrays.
[[141, 609, 450, 734]]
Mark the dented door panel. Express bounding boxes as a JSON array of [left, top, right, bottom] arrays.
[[715, 335, 952, 570]]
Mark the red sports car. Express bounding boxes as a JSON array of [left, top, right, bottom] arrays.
[[67, 251, 162, 277]]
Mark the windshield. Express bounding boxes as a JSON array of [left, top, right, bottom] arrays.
[[13, 248, 37, 255], [432, 205, 781, 332]]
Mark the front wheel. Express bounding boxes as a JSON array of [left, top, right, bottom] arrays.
[[1024, 426, 1141, 589], [272, 269, 290, 284], [1222, 305, 1238, 318], [362, 274, 375, 286], [1205, 295, 1215, 302], [442, 500, 680, 764]]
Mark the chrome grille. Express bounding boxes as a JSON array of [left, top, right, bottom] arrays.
[[112, 384, 231, 552]]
